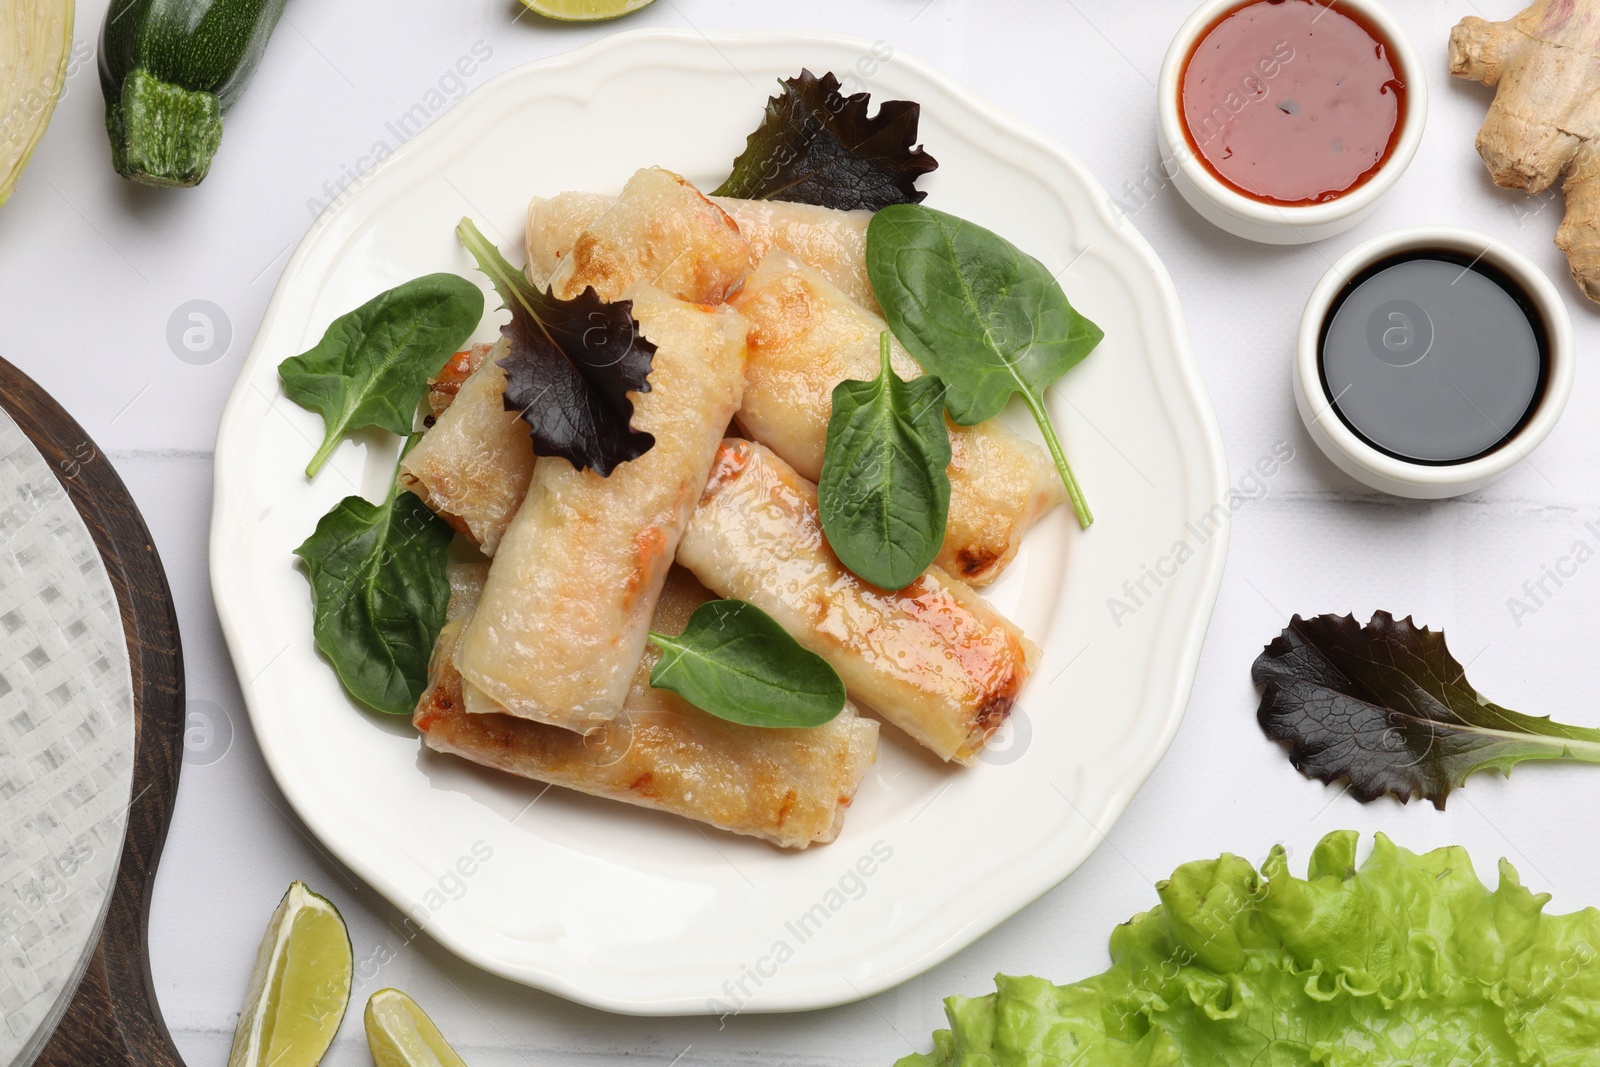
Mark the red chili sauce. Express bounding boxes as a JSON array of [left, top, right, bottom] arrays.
[[1179, 0, 1406, 205]]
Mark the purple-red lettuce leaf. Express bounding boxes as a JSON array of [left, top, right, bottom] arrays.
[[456, 217, 656, 476], [1253, 610, 1600, 807], [713, 69, 938, 211]]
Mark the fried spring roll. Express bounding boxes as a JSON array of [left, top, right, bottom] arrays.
[[524, 192, 610, 288], [676, 439, 1038, 765], [454, 287, 748, 731], [720, 199, 877, 312], [527, 191, 875, 310], [417, 565, 880, 849], [545, 168, 753, 304], [731, 251, 1066, 585], [400, 338, 534, 556]]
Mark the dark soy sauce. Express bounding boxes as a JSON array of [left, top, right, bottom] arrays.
[[1318, 251, 1548, 465]]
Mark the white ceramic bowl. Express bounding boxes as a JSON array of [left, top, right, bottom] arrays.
[[1156, 0, 1428, 244], [1293, 226, 1573, 498]]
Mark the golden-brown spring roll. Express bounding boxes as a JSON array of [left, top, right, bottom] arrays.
[[732, 251, 1065, 585], [720, 199, 877, 312], [527, 191, 876, 310], [545, 168, 753, 304], [417, 565, 880, 849], [524, 192, 610, 288], [454, 287, 748, 731], [676, 439, 1038, 765], [400, 338, 534, 557]]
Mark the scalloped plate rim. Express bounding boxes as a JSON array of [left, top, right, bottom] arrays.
[[209, 28, 1230, 1015]]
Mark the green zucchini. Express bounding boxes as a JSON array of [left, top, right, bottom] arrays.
[[98, 0, 289, 187]]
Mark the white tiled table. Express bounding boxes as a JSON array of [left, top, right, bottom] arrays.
[[5, 1, 1598, 1063]]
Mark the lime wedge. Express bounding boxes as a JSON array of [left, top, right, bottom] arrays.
[[365, 989, 468, 1067], [519, 0, 656, 20], [226, 882, 353, 1067]]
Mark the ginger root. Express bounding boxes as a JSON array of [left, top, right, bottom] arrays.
[[1451, 0, 1600, 302]]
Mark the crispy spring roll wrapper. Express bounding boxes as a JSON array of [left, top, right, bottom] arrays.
[[545, 168, 753, 305], [417, 565, 880, 850], [527, 191, 876, 310], [719, 199, 877, 312], [400, 338, 534, 557], [731, 251, 1066, 585], [525, 191, 611, 287], [677, 439, 1039, 765], [445, 561, 491, 614], [455, 287, 749, 731]]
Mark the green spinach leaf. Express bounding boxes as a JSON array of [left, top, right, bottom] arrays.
[[866, 204, 1104, 527], [712, 69, 938, 210], [295, 441, 454, 716], [648, 600, 846, 728], [819, 331, 951, 590], [1254, 610, 1600, 807], [280, 274, 483, 477]]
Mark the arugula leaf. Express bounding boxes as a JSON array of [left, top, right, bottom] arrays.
[[901, 830, 1600, 1067], [1253, 610, 1600, 808], [712, 69, 938, 211], [279, 274, 483, 477], [294, 441, 454, 716], [648, 600, 846, 728], [457, 217, 657, 476], [866, 204, 1104, 528], [819, 331, 951, 590]]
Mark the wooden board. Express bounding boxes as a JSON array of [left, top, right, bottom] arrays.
[[0, 359, 189, 1067]]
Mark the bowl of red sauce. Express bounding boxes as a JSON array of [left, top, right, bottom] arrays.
[[1157, 0, 1427, 243]]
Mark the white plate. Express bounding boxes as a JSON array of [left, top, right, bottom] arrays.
[[210, 30, 1229, 1015]]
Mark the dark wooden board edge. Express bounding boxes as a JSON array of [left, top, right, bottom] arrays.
[[0, 359, 189, 1067]]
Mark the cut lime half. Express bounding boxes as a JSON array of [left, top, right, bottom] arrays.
[[226, 881, 353, 1067], [519, 0, 657, 20], [365, 988, 469, 1067]]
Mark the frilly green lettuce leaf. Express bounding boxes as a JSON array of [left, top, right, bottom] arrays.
[[899, 832, 1600, 1067]]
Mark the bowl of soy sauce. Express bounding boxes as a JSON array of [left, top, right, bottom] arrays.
[[1294, 227, 1573, 498]]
